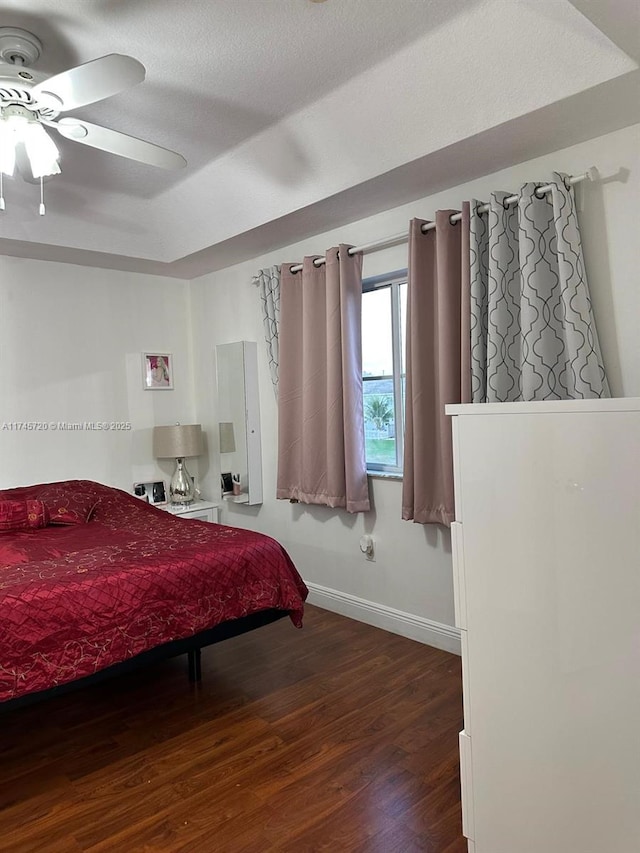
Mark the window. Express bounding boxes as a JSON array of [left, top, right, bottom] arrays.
[[362, 270, 407, 474]]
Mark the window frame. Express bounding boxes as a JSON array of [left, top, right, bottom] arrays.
[[362, 268, 408, 476]]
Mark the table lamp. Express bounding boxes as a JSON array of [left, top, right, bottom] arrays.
[[153, 423, 203, 505]]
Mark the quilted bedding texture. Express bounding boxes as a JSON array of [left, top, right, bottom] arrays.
[[0, 480, 307, 702]]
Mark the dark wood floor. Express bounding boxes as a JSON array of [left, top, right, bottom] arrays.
[[0, 605, 465, 852]]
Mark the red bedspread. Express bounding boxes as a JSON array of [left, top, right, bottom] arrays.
[[0, 481, 307, 703]]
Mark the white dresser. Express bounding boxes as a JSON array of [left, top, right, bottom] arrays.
[[446, 398, 640, 853], [163, 500, 219, 523]]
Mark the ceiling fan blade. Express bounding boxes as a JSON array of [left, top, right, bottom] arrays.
[[31, 54, 145, 112], [54, 117, 187, 170]]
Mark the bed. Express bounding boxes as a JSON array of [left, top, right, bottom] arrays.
[[0, 480, 307, 705]]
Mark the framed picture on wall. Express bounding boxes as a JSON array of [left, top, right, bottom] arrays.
[[143, 352, 173, 390]]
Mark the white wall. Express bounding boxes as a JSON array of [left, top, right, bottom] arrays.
[[1, 125, 635, 649], [0, 258, 195, 492], [189, 124, 639, 647]]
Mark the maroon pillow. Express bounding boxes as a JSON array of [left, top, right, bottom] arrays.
[[0, 499, 50, 532], [38, 486, 98, 525]]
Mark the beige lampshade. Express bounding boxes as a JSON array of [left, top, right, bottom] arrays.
[[153, 424, 203, 459], [218, 422, 236, 454]]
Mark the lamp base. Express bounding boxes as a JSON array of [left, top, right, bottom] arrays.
[[169, 457, 195, 505]]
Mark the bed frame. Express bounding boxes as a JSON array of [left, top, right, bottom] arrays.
[[2, 608, 288, 711]]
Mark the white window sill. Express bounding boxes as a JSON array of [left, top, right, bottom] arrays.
[[367, 471, 403, 482]]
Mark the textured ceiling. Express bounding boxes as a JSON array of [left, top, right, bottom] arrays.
[[0, 0, 637, 276], [0, 0, 447, 198]]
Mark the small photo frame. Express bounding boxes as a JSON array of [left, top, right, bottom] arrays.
[[143, 352, 173, 390], [133, 480, 167, 505], [220, 472, 233, 495]]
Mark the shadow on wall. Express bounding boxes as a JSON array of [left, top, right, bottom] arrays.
[[291, 499, 362, 531], [287, 485, 452, 557]]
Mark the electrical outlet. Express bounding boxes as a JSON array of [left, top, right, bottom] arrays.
[[360, 534, 375, 562]]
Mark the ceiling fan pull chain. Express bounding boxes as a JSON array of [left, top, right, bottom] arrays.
[[0, 171, 5, 211], [39, 175, 45, 215]]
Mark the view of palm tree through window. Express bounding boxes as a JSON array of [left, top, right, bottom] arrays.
[[362, 276, 407, 472]]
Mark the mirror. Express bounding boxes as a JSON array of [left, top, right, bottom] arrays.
[[215, 341, 263, 505]]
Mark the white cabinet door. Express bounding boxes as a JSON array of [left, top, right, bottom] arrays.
[[451, 522, 467, 630], [459, 730, 475, 843], [456, 409, 640, 853]]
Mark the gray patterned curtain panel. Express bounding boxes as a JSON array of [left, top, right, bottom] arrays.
[[469, 173, 609, 402], [252, 266, 281, 396]]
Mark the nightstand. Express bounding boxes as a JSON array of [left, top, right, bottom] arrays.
[[163, 500, 219, 523]]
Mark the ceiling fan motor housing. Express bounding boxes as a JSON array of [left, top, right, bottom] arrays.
[[0, 28, 42, 67], [0, 66, 58, 120], [0, 30, 58, 120]]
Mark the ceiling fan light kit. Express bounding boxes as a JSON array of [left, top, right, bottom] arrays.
[[0, 104, 61, 176], [0, 27, 186, 216]]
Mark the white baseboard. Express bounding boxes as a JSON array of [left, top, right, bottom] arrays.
[[306, 582, 461, 656]]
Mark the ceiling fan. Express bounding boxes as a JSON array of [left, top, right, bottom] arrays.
[[0, 27, 186, 211]]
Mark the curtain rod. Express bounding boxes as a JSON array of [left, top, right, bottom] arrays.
[[289, 167, 598, 273]]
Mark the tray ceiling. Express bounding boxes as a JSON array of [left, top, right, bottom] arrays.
[[0, 0, 637, 277]]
